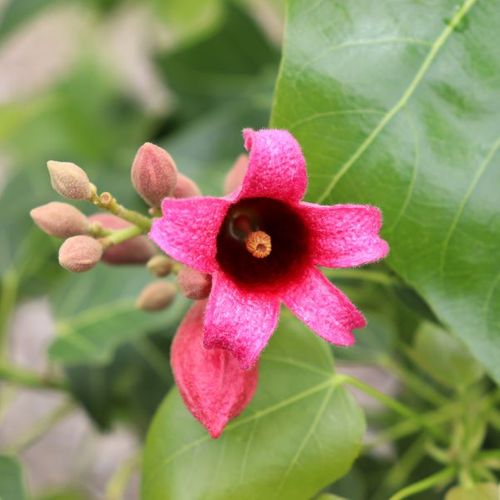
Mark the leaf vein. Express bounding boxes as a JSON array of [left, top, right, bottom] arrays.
[[439, 134, 500, 275], [146, 378, 335, 480], [315, 0, 479, 204], [275, 384, 334, 496]]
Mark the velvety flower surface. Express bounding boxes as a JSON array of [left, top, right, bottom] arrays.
[[171, 300, 258, 438], [151, 129, 389, 369]]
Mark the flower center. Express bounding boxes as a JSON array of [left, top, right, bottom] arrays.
[[216, 198, 309, 289], [246, 230, 272, 259]]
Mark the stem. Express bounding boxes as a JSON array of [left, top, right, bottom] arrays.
[[105, 452, 141, 500], [93, 192, 151, 231], [101, 225, 144, 248], [0, 268, 19, 359], [88, 222, 113, 238], [476, 449, 500, 470], [389, 467, 455, 500], [379, 436, 427, 492], [367, 404, 457, 448], [7, 400, 74, 454], [379, 355, 449, 407], [0, 362, 69, 392], [323, 268, 399, 287], [338, 374, 447, 441]]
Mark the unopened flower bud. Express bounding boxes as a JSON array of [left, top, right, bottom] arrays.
[[172, 300, 258, 438], [89, 214, 156, 265], [147, 255, 173, 277], [30, 202, 89, 238], [59, 235, 102, 272], [136, 281, 176, 312], [173, 173, 201, 198], [177, 266, 212, 300], [224, 154, 248, 194], [131, 143, 177, 207], [47, 161, 93, 200]]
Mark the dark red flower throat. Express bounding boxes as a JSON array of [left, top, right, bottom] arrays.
[[216, 198, 310, 290]]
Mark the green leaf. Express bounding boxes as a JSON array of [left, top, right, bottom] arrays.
[[142, 313, 365, 500], [411, 322, 484, 389], [0, 455, 27, 500], [48, 266, 188, 364], [445, 483, 499, 500], [271, 0, 500, 382]]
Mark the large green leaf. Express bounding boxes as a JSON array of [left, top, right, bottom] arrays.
[[142, 313, 365, 500], [0, 455, 27, 500], [48, 266, 187, 364], [271, 0, 500, 382]]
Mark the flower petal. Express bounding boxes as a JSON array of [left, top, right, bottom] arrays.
[[204, 272, 280, 370], [300, 203, 389, 268], [150, 197, 230, 273], [282, 266, 366, 346], [172, 300, 259, 438], [237, 128, 307, 203]]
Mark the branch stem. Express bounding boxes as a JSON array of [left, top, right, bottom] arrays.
[[0, 268, 19, 359], [337, 374, 447, 441], [101, 225, 144, 248], [389, 466, 455, 500], [7, 400, 74, 454], [0, 362, 69, 392], [92, 191, 151, 231]]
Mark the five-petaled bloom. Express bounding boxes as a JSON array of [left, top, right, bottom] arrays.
[[151, 129, 389, 370]]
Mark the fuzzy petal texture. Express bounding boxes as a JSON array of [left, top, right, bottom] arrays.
[[204, 272, 280, 370], [300, 203, 389, 268], [237, 129, 307, 203], [283, 266, 366, 346], [150, 197, 230, 273], [172, 300, 258, 438]]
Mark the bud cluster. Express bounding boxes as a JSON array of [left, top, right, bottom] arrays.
[[31, 142, 205, 315]]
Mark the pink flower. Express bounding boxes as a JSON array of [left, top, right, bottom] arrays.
[[151, 129, 389, 369], [171, 300, 258, 438]]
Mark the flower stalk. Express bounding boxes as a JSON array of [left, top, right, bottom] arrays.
[[101, 224, 145, 248], [92, 191, 152, 231]]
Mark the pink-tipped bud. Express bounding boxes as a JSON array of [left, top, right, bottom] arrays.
[[47, 161, 93, 200], [172, 300, 258, 438], [173, 173, 201, 198], [88, 214, 156, 265], [59, 235, 102, 272], [223, 154, 248, 194], [30, 202, 89, 238], [147, 255, 173, 277], [136, 281, 176, 312], [131, 143, 177, 207], [177, 266, 212, 300]]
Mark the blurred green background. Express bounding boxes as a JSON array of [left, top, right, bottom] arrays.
[[0, 0, 282, 497]]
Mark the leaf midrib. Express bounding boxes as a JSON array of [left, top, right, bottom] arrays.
[[314, 0, 479, 204]]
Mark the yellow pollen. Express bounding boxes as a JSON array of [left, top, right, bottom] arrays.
[[246, 231, 272, 258]]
